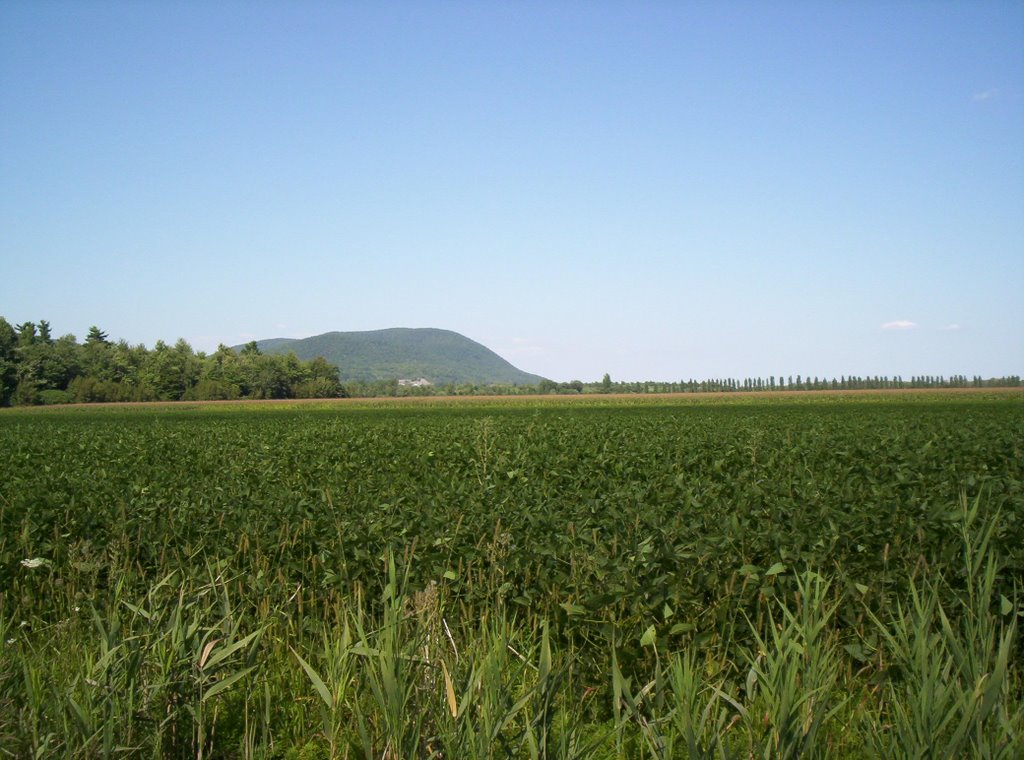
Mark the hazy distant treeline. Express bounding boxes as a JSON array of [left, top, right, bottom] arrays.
[[370, 373, 1021, 398], [571, 373, 1022, 395]]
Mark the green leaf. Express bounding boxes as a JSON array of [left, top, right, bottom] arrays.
[[1000, 595, 1013, 615], [204, 628, 263, 671], [765, 562, 786, 576], [292, 649, 333, 709], [203, 665, 256, 701], [639, 625, 656, 647], [66, 695, 91, 736], [121, 600, 151, 621], [745, 666, 758, 698]]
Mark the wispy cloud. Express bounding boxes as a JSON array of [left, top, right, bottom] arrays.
[[973, 88, 1000, 102], [881, 320, 918, 330], [943, 323, 962, 331]]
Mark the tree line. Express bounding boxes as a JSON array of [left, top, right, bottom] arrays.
[[0, 318, 344, 406], [574, 373, 1022, 395], [1, 317, 1018, 406]]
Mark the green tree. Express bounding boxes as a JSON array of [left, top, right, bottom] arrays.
[[12, 322, 45, 404], [293, 355, 344, 398], [85, 326, 109, 345], [16, 321, 37, 347], [17, 332, 80, 394], [239, 353, 291, 399], [174, 339, 202, 394], [142, 340, 195, 400], [185, 378, 241, 401], [293, 376, 344, 398], [199, 344, 244, 397], [0, 317, 17, 407], [107, 340, 149, 394], [144, 339, 200, 399], [0, 317, 18, 405], [80, 327, 115, 381]]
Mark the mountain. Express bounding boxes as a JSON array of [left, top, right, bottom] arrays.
[[235, 328, 547, 386]]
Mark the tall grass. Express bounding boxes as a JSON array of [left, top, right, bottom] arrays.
[[3, 500, 1020, 758], [864, 497, 1021, 758]]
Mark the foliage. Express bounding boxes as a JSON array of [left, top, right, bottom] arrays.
[[0, 317, 345, 405], [0, 394, 1021, 756]]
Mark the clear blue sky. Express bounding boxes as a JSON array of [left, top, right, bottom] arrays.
[[2, 1, 1021, 382]]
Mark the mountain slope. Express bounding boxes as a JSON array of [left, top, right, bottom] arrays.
[[237, 328, 546, 386]]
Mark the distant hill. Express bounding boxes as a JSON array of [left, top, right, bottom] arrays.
[[235, 328, 547, 386]]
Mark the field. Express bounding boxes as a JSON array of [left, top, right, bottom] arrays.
[[2, 390, 1022, 758]]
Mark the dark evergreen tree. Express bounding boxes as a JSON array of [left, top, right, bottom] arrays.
[[85, 326, 109, 345]]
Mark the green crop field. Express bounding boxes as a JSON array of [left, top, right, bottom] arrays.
[[2, 391, 1022, 758]]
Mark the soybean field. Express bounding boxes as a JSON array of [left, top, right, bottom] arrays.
[[1, 391, 1022, 758]]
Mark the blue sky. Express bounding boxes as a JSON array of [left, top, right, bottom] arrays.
[[2, 1, 1021, 382]]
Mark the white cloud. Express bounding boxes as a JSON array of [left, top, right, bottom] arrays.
[[881, 320, 918, 330], [973, 88, 1000, 102], [943, 323, 962, 331]]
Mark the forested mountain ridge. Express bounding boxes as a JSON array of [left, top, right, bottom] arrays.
[[235, 328, 547, 386]]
